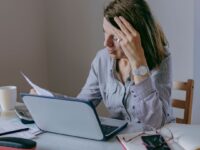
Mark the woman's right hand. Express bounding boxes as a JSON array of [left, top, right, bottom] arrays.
[[29, 89, 37, 95]]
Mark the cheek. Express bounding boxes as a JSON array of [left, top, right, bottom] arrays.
[[104, 35, 113, 47]]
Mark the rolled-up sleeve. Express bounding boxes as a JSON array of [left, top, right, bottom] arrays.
[[127, 55, 172, 128]]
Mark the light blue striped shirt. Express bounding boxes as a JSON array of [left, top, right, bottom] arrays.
[[77, 48, 175, 128]]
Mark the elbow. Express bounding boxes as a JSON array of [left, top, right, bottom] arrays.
[[146, 111, 163, 129], [139, 105, 164, 129]]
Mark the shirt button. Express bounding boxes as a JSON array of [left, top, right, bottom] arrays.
[[132, 105, 135, 109], [133, 95, 137, 98], [131, 90, 135, 93]]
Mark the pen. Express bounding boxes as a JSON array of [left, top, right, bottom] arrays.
[[0, 128, 29, 136]]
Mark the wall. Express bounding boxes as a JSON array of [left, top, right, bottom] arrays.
[[0, 0, 108, 115], [0, 0, 48, 99], [193, 0, 200, 124], [45, 0, 111, 116], [46, 0, 105, 96], [148, 0, 200, 124], [148, 0, 194, 81]]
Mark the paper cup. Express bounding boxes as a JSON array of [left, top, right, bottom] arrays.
[[0, 86, 17, 112]]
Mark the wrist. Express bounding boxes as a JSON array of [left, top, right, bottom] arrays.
[[132, 65, 149, 76], [128, 50, 147, 69], [129, 58, 148, 70]]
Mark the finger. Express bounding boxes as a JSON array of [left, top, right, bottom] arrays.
[[30, 89, 37, 95], [104, 17, 126, 42], [119, 16, 138, 36], [114, 17, 132, 37], [112, 26, 126, 43], [104, 17, 126, 43]]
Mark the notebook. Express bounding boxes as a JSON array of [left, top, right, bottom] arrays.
[[116, 123, 200, 150], [21, 93, 127, 140]]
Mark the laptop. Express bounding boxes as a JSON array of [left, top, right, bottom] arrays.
[[21, 93, 128, 140]]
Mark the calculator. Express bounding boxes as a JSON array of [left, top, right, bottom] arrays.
[[15, 104, 34, 124]]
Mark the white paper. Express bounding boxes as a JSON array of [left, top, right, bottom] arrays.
[[0, 121, 27, 134], [21, 72, 54, 97], [165, 123, 200, 150], [0, 118, 42, 139], [117, 131, 149, 150], [117, 123, 200, 150]]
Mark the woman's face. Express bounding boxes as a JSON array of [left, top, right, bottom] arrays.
[[103, 18, 126, 59]]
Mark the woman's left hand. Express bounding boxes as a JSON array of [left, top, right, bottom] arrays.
[[110, 16, 147, 69]]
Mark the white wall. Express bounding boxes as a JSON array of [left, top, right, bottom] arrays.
[[148, 0, 200, 124], [0, 0, 48, 99], [148, 0, 194, 81], [193, 0, 200, 124]]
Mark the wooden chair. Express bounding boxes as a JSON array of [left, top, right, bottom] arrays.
[[172, 79, 194, 124]]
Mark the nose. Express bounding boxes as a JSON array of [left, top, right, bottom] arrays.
[[104, 34, 114, 48]]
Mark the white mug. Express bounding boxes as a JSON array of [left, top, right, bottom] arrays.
[[0, 86, 17, 112]]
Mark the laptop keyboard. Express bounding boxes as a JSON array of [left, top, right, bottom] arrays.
[[101, 124, 118, 135]]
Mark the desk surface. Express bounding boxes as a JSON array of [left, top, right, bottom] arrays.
[[0, 105, 200, 150], [2, 110, 198, 150], [0, 110, 126, 150]]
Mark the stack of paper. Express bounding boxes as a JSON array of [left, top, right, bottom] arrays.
[[165, 123, 200, 150]]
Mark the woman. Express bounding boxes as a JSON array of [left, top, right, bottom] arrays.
[[77, 0, 174, 128]]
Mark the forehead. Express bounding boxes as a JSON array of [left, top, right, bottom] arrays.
[[103, 17, 114, 34]]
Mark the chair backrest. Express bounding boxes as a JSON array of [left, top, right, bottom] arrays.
[[172, 79, 194, 124]]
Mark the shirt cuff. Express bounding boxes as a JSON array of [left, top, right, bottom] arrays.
[[130, 77, 156, 100]]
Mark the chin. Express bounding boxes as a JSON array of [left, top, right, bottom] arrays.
[[109, 54, 119, 59], [109, 53, 126, 59]]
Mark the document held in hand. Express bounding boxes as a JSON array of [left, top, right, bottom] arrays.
[[21, 72, 54, 97]]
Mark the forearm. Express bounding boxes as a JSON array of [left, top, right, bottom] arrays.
[[127, 77, 171, 128], [128, 48, 150, 85]]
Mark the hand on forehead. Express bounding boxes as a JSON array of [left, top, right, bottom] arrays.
[[104, 17, 138, 39]]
